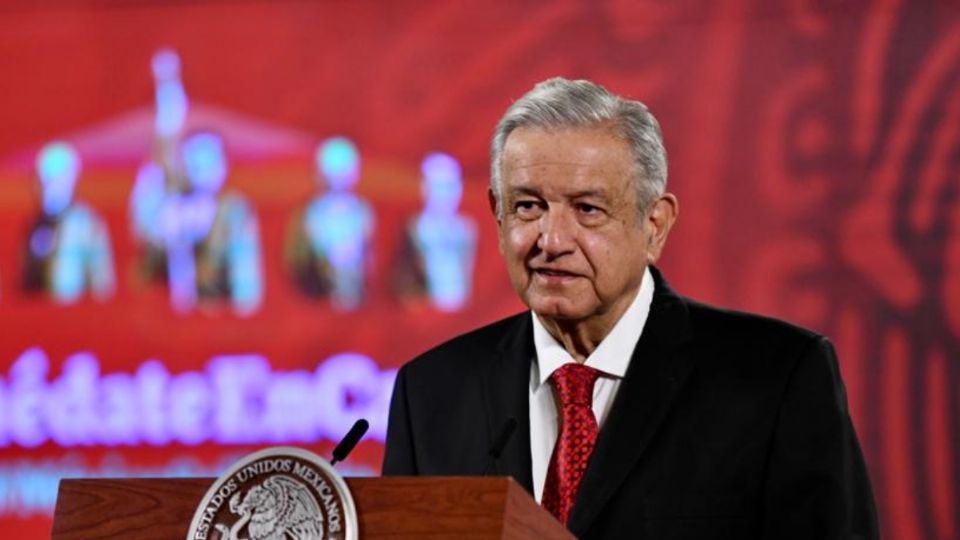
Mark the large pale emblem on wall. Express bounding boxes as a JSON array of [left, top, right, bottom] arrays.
[[186, 447, 358, 540]]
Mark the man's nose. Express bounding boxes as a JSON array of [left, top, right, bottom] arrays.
[[537, 207, 576, 257]]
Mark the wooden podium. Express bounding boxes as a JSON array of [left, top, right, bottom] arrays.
[[51, 476, 574, 539]]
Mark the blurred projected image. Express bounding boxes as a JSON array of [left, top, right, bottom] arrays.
[[131, 131, 264, 315], [394, 153, 476, 311], [147, 48, 189, 193], [287, 137, 374, 311], [22, 142, 116, 303], [130, 49, 189, 288], [130, 49, 263, 316]]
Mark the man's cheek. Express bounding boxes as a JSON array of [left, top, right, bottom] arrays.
[[504, 230, 528, 256]]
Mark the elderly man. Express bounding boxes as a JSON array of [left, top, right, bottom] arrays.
[[383, 78, 877, 539]]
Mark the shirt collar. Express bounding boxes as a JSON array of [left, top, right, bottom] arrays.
[[531, 266, 655, 389]]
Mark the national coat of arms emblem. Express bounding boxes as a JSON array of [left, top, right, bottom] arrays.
[[186, 447, 358, 540]]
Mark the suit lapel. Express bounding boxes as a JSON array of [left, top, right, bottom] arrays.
[[568, 270, 697, 536], [479, 313, 535, 493]]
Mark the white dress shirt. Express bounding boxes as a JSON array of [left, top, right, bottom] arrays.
[[528, 266, 655, 502]]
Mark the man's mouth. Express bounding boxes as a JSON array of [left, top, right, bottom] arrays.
[[533, 268, 578, 278]]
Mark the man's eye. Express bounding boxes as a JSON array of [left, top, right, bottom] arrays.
[[514, 201, 542, 217], [577, 203, 602, 215]]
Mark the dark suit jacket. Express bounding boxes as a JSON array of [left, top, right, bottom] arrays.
[[383, 268, 878, 539]]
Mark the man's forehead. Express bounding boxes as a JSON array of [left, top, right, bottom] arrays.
[[505, 123, 620, 144], [503, 125, 628, 162], [500, 125, 633, 190]]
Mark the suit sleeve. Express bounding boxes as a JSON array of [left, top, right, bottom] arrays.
[[760, 336, 878, 539], [382, 364, 418, 475]]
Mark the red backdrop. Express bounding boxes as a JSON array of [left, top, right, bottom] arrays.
[[0, 1, 958, 538]]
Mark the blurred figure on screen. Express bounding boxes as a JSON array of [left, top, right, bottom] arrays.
[[130, 48, 190, 282], [394, 152, 476, 311], [151, 48, 189, 145], [22, 141, 116, 303], [286, 136, 374, 311], [131, 131, 264, 315]]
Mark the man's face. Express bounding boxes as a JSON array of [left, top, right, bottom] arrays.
[[495, 125, 653, 326]]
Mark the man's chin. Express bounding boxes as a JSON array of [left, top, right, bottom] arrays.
[[527, 298, 591, 322]]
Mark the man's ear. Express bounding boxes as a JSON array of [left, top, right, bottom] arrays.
[[645, 193, 679, 264], [487, 188, 501, 224]]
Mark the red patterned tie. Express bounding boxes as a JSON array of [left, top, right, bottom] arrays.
[[541, 363, 601, 525]]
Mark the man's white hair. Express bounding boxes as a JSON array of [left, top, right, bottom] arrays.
[[489, 77, 667, 217]]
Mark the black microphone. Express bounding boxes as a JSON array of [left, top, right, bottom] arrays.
[[482, 417, 518, 475], [330, 419, 369, 466]]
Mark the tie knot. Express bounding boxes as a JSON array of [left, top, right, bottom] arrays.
[[550, 363, 600, 406]]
